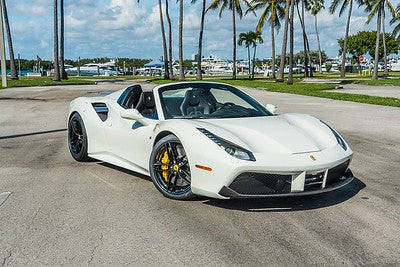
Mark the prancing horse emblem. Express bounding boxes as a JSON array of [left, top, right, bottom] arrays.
[[310, 155, 316, 161]]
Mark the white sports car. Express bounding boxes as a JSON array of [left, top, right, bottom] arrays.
[[68, 82, 354, 200]]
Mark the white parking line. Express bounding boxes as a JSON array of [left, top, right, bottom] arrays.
[[89, 172, 120, 191], [0, 191, 11, 207]]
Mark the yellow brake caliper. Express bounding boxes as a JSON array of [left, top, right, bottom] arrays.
[[161, 150, 170, 182]]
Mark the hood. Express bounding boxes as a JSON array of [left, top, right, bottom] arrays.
[[193, 114, 338, 154]]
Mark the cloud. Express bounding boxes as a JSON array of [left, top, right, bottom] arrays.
[[4, 0, 398, 60]]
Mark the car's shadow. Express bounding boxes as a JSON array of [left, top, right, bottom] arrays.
[[98, 162, 365, 212], [99, 162, 151, 181], [202, 178, 366, 212]]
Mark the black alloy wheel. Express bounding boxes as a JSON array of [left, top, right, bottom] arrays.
[[68, 112, 91, 162], [149, 134, 194, 200]]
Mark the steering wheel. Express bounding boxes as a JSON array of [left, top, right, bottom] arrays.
[[218, 102, 235, 110]]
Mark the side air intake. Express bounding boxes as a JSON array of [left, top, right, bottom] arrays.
[[92, 103, 109, 121]]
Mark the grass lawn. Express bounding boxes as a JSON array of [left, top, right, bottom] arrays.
[[151, 77, 400, 107], [0, 77, 96, 89], [73, 75, 149, 80]]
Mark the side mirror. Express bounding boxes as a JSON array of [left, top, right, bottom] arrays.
[[120, 109, 149, 126], [265, 104, 277, 115]]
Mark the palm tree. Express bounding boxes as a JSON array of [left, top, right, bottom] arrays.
[[165, 0, 174, 79], [208, 0, 251, 79], [238, 31, 255, 78], [178, 0, 185, 81], [287, 0, 295, 85], [390, 4, 400, 40], [192, 0, 207, 80], [158, 0, 169, 79], [296, 0, 309, 77], [1, 0, 17, 80], [251, 31, 263, 77], [366, 0, 395, 79], [247, 0, 285, 79], [60, 0, 67, 79], [53, 0, 60, 81], [276, 0, 290, 82], [306, 0, 324, 74], [329, 0, 363, 78]]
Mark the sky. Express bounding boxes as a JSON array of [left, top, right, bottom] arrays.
[[5, 0, 399, 61]]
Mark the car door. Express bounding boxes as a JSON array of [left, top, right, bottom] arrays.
[[105, 101, 156, 172]]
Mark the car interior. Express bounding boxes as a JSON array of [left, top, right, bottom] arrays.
[[118, 85, 157, 119]]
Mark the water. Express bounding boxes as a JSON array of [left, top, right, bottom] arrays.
[[0, 70, 39, 77]]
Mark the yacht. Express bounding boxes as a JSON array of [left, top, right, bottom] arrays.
[[66, 61, 119, 76]]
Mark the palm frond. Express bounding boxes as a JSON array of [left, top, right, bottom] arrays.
[[338, 0, 349, 17], [329, 0, 342, 14]]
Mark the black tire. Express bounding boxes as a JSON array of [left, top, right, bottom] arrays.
[[68, 112, 91, 162], [149, 134, 194, 200]]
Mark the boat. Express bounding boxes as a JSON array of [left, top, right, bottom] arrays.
[[66, 61, 119, 76]]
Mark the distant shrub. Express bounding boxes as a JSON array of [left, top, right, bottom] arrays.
[[326, 64, 332, 73]]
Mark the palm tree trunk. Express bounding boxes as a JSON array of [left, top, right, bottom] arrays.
[[277, 0, 291, 82], [341, 0, 353, 78], [270, 23, 276, 79], [301, 0, 309, 77], [382, 9, 388, 77], [165, 0, 174, 79], [315, 14, 322, 74], [252, 44, 257, 78], [1, 0, 18, 80], [1, 0, 17, 80], [158, 0, 169, 79], [196, 0, 206, 80], [373, 3, 382, 80], [53, 0, 60, 81], [306, 35, 313, 76], [60, 0, 67, 79], [178, 0, 185, 81], [232, 2, 237, 79], [296, 0, 308, 77], [287, 0, 294, 85], [247, 46, 251, 78]]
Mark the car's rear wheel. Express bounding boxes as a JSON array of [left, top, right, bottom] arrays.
[[68, 112, 91, 162], [149, 135, 194, 200]]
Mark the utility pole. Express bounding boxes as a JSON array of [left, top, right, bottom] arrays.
[[18, 53, 21, 76], [0, 1, 7, 87], [77, 56, 80, 76]]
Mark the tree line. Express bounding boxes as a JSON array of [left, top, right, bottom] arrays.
[[149, 0, 400, 83], [2, 0, 400, 83]]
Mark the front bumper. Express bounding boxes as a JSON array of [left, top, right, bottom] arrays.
[[218, 168, 354, 198]]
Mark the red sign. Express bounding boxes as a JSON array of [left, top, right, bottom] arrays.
[[359, 55, 364, 62]]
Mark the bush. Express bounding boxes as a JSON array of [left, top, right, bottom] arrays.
[[326, 64, 332, 73]]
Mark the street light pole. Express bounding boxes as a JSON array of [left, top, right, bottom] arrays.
[[0, 1, 7, 87], [18, 53, 21, 76]]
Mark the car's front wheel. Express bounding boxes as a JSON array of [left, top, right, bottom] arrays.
[[149, 134, 194, 200], [68, 112, 91, 162]]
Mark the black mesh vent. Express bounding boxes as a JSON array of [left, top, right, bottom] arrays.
[[229, 173, 291, 195], [326, 160, 350, 185], [92, 103, 108, 121]]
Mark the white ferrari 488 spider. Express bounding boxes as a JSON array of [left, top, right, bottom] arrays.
[[68, 82, 354, 200]]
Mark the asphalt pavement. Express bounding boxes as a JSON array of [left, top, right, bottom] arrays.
[[0, 81, 399, 266]]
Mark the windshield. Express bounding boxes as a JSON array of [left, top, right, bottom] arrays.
[[159, 83, 271, 119]]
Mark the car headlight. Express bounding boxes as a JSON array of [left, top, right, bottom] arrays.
[[320, 121, 347, 151], [197, 128, 256, 161]]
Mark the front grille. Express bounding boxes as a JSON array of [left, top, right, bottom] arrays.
[[229, 173, 291, 195], [304, 171, 324, 191], [326, 160, 350, 185]]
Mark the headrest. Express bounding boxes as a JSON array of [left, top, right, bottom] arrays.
[[142, 92, 155, 108], [186, 90, 200, 106]]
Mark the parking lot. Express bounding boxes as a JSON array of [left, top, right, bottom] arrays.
[[1, 81, 399, 266]]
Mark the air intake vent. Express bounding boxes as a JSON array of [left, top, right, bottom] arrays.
[[92, 103, 109, 121]]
